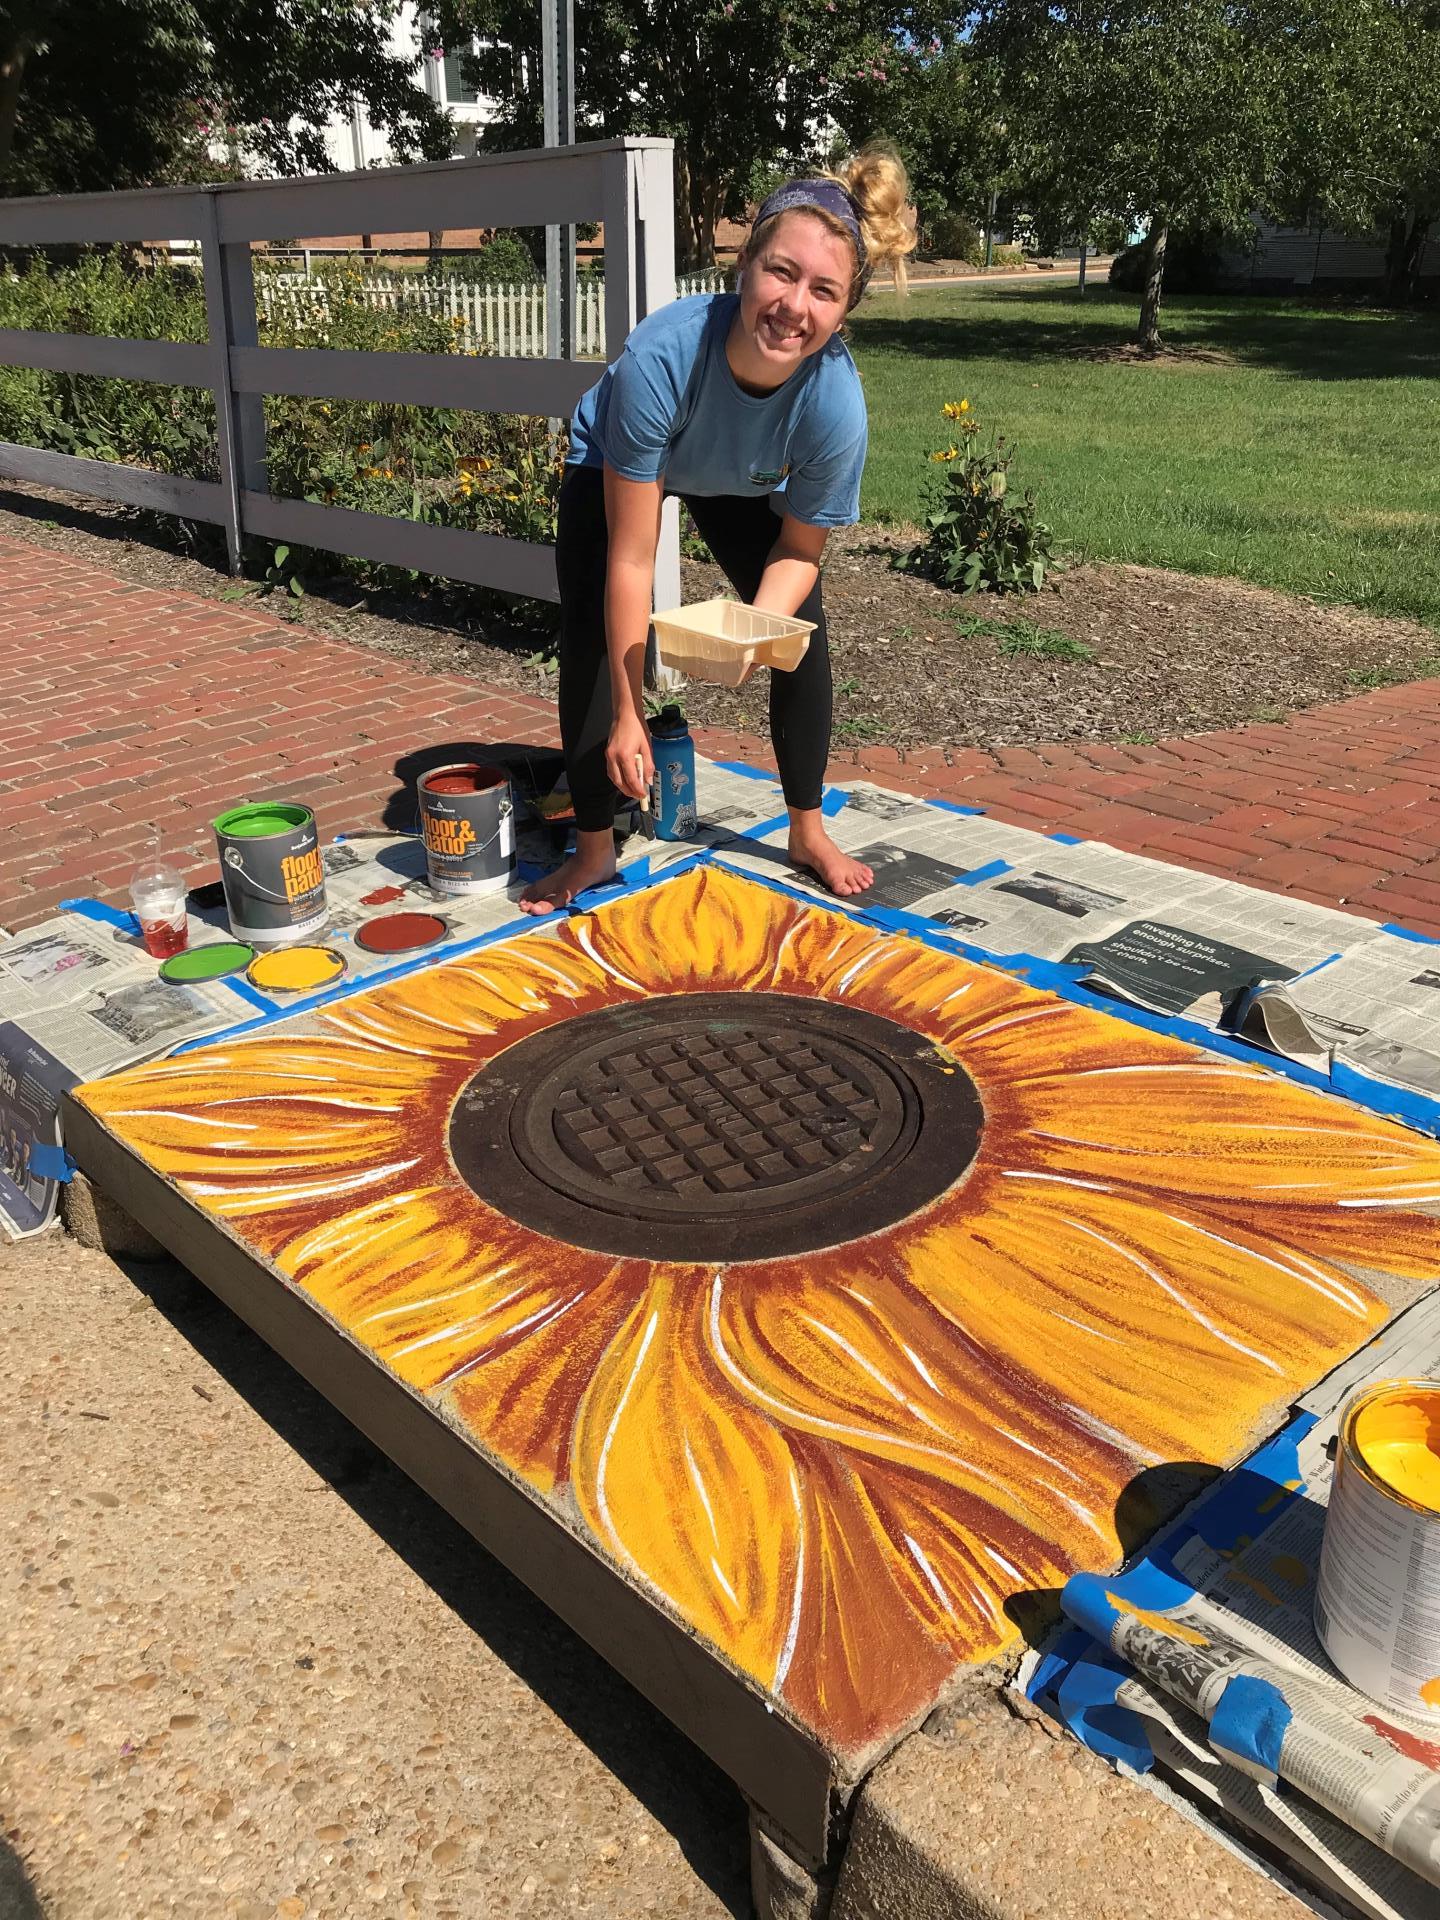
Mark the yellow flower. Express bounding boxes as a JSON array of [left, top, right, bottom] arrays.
[[930, 446, 960, 463], [942, 399, 971, 419], [384, 468, 394, 479], [78, 865, 1440, 1758]]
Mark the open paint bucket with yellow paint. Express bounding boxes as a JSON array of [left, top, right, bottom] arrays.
[[1315, 1378, 1440, 1717]]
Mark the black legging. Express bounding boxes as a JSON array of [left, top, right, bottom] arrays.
[[555, 463, 832, 832]]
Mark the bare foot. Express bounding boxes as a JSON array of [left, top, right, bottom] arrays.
[[518, 840, 617, 916], [788, 823, 874, 898]]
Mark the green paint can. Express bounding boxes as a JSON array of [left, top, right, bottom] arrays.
[[213, 801, 328, 948]]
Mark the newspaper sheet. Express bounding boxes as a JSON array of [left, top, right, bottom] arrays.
[[0, 916, 260, 1078], [797, 785, 1440, 1096]]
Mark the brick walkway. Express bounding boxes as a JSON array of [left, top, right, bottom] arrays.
[[5, 533, 1440, 938]]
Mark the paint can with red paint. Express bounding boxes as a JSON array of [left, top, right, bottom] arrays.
[[417, 763, 515, 896]]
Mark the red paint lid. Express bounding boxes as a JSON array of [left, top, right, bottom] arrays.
[[354, 911, 449, 955]]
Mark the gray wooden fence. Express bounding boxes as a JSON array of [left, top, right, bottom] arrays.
[[0, 138, 680, 610]]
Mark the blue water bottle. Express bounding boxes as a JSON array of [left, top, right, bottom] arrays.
[[649, 705, 697, 841]]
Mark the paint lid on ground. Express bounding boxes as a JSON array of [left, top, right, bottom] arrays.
[[354, 911, 449, 955], [159, 941, 256, 984], [246, 946, 347, 994]]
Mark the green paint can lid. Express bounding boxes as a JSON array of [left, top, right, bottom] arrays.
[[159, 941, 256, 984], [214, 802, 312, 839]]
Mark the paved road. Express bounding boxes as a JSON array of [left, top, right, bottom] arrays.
[[1, 1230, 750, 1919]]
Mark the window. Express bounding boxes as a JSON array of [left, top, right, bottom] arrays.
[[443, 47, 482, 106]]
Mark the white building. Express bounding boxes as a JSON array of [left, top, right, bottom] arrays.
[[315, 5, 497, 172]]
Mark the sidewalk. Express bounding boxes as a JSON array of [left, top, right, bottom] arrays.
[[4, 532, 1440, 938]]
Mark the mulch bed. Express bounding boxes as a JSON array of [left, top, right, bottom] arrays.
[[3, 480, 1437, 752]]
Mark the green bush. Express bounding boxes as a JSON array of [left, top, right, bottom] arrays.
[[0, 253, 215, 474], [894, 399, 1059, 595], [924, 211, 983, 265], [0, 248, 564, 590], [429, 233, 541, 282]]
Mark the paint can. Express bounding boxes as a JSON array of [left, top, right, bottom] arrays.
[[213, 801, 328, 948], [1314, 1378, 1440, 1719], [417, 763, 514, 896]]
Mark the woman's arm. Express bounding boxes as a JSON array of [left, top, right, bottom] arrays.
[[751, 512, 829, 618], [602, 465, 665, 800]]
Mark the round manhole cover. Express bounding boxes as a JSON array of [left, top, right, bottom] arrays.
[[449, 992, 983, 1260]]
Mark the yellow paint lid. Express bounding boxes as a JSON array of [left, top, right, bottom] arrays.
[[246, 945, 347, 994]]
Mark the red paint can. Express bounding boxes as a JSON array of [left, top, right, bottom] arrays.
[[417, 763, 515, 896]]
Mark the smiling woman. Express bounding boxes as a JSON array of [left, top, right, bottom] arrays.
[[516, 147, 917, 920]]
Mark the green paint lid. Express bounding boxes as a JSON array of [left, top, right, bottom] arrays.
[[214, 802, 312, 839], [159, 941, 256, 984]]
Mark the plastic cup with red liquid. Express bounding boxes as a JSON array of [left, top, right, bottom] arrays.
[[130, 850, 190, 962]]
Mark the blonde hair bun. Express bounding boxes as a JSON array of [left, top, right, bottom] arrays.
[[833, 142, 916, 295]]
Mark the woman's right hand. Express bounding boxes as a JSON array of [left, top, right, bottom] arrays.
[[606, 712, 653, 802]]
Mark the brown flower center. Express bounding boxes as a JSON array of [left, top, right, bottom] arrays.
[[448, 992, 983, 1260]]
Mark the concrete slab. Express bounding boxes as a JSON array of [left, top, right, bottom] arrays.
[[63, 862, 1440, 1868], [0, 1229, 750, 1918], [832, 1683, 1309, 1920]]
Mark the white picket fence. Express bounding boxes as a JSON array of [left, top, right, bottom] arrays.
[[254, 266, 728, 359]]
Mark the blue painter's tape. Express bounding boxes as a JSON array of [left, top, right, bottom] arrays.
[[1028, 1631, 1154, 1772], [61, 897, 142, 936], [222, 976, 277, 1014], [740, 808, 793, 842], [1062, 1565, 1195, 1641], [1049, 832, 1085, 845], [955, 859, 1012, 887], [821, 788, 848, 816], [928, 799, 986, 815], [1379, 921, 1440, 945], [1209, 1674, 1292, 1782], [29, 1143, 74, 1183], [1332, 1056, 1440, 1141]]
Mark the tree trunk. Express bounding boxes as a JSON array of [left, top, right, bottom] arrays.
[[1385, 209, 1433, 306], [0, 38, 29, 182], [1136, 217, 1168, 352]]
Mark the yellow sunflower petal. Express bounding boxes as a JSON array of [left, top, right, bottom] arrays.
[[900, 1169, 1387, 1464], [76, 1035, 444, 1237], [570, 1269, 803, 1686], [708, 1260, 1128, 1552], [780, 1446, 960, 1756], [564, 865, 808, 999], [1014, 1059, 1440, 1206], [282, 1188, 618, 1402], [325, 934, 612, 1062], [449, 1259, 652, 1492]]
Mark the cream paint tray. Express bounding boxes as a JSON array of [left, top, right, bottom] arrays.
[[652, 598, 814, 687]]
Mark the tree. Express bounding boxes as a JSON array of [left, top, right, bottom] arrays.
[[1272, 0, 1440, 306], [431, 1, 948, 269], [0, 0, 454, 196], [825, 39, 1013, 246], [980, 0, 1292, 349]]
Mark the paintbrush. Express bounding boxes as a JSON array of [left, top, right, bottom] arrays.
[[635, 754, 655, 838]]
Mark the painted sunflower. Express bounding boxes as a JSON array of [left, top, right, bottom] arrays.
[[80, 865, 1440, 1760]]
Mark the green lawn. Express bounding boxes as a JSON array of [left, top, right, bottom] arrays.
[[849, 284, 1440, 630]]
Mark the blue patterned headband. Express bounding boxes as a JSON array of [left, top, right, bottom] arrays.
[[753, 179, 867, 274]]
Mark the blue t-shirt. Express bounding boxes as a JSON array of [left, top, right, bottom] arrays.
[[568, 293, 867, 528]]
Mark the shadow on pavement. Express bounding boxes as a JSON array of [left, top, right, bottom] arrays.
[[118, 1256, 752, 1918]]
